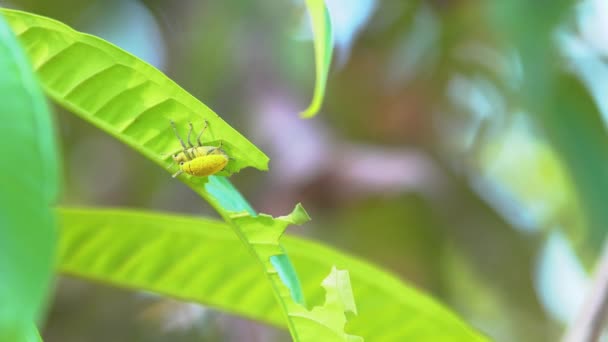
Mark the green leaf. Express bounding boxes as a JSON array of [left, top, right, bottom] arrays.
[[228, 202, 310, 305], [201, 177, 310, 336], [58, 207, 488, 342], [0, 8, 268, 175], [226, 203, 363, 341], [0, 9, 313, 340], [300, 0, 333, 118], [0, 11, 59, 341]]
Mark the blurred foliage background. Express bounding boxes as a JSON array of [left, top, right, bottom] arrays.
[[3, 0, 607, 341]]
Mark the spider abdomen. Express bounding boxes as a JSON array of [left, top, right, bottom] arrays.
[[180, 154, 228, 177]]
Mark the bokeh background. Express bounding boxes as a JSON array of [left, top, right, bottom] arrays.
[[3, 0, 608, 341]]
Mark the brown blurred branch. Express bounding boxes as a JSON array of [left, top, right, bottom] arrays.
[[564, 240, 608, 342]]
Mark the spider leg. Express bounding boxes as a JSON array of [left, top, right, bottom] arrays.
[[171, 120, 195, 159], [187, 122, 195, 148], [170, 120, 189, 154], [197, 120, 208, 146]]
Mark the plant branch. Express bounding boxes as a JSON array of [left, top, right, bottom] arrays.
[[564, 239, 608, 342]]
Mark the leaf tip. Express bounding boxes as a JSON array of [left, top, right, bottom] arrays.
[[279, 203, 311, 225], [299, 106, 319, 119]]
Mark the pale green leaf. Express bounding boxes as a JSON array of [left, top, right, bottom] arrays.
[[58, 207, 488, 342], [300, 0, 333, 118], [324, 267, 357, 316], [0, 11, 59, 341]]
